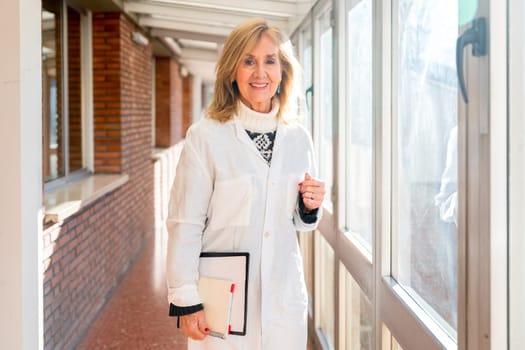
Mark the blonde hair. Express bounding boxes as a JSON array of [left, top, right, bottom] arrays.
[[207, 18, 302, 123]]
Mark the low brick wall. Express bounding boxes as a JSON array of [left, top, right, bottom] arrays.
[[42, 12, 154, 350]]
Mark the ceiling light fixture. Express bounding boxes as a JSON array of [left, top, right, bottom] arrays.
[[132, 31, 149, 46]]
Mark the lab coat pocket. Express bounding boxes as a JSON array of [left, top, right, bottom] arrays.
[[208, 175, 253, 231]]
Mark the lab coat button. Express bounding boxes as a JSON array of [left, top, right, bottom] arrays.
[[264, 231, 270, 238]]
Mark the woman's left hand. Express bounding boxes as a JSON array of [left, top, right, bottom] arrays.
[[299, 173, 326, 211]]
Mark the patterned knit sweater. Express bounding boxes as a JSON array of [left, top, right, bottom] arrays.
[[237, 101, 278, 165]]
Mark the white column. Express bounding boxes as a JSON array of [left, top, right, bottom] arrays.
[[509, 0, 525, 348], [192, 75, 203, 122], [0, 0, 43, 349]]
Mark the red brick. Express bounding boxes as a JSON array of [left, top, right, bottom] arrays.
[[43, 12, 154, 350]]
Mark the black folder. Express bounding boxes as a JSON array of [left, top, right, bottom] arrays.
[[199, 252, 250, 336]]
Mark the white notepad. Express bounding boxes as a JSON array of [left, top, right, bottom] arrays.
[[198, 276, 235, 339], [199, 252, 249, 336]]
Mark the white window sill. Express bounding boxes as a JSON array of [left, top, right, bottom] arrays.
[[44, 174, 129, 224]]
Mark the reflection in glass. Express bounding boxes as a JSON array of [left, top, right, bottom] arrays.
[[341, 266, 372, 350], [392, 337, 404, 350], [42, 4, 83, 183], [318, 232, 335, 349], [42, 7, 62, 181], [318, 10, 333, 208], [382, 324, 405, 350], [459, 0, 479, 26], [297, 231, 314, 307], [346, 0, 373, 249], [394, 0, 458, 335], [302, 28, 313, 133]]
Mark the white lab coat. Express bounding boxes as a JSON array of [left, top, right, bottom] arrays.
[[166, 114, 321, 350]]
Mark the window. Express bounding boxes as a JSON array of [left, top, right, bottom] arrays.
[[392, 0, 459, 335], [42, 0, 90, 185], [345, 0, 373, 249], [298, 232, 314, 308], [301, 26, 313, 133], [382, 324, 405, 350], [315, 231, 335, 349], [340, 265, 372, 350], [293, 0, 491, 348], [316, 7, 334, 209]]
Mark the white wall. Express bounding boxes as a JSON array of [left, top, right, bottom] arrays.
[[509, 0, 525, 348], [0, 0, 43, 348]]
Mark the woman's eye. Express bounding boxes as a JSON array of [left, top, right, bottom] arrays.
[[266, 59, 276, 65], [244, 59, 255, 66]]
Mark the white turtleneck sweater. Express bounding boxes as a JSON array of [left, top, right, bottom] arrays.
[[237, 101, 279, 164]]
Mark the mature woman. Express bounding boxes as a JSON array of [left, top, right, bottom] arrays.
[[166, 18, 325, 350]]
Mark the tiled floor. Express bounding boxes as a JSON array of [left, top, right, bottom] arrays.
[[76, 229, 315, 350], [76, 229, 187, 349]]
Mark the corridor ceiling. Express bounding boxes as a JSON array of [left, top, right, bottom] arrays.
[[121, 0, 316, 81]]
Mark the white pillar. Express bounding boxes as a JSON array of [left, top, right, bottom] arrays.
[[0, 0, 43, 349], [192, 75, 203, 122]]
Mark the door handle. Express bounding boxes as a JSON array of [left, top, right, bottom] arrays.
[[456, 17, 487, 103], [305, 85, 313, 110]]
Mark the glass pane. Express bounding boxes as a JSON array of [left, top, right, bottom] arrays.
[[394, 0, 458, 334], [381, 324, 405, 350], [341, 266, 372, 350], [302, 28, 313, 133], [318, 10, 333, 208], [346, 0, 373, 249], [42, 5, 63, 181], [392, 338, 404, 350], [67, 6, 82, 173], [317, 232, 335, 349], [298, 232, 314, 306]]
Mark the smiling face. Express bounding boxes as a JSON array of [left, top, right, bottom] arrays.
[[234, 33, 282, 113]]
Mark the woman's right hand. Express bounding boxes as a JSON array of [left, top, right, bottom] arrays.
[[179, 310, 210, 340]]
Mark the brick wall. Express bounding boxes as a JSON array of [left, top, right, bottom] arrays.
[[171, 59, 183, 143], [93, 13, 122, 173], [42, 13, 154, 350], [155, 57, 186, 147], [68, 7, 82, 172], [155, 58, 171, 147]]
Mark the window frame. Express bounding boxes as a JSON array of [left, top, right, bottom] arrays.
[[383, 0, 463, 347], [507, 0, 522, 348], [293, 0, 499, 349], [43, 0, 93, 192]]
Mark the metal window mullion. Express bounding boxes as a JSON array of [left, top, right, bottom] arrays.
[[461, 2, 491, 350], [488, 0, 509, 347], [81, 10, 93, 172], [388, 0, 399, 283], [508, 0, 525, 349], [61, 0, 69, 176], [372, 0, 387, 348], [312, 2, 322, 337], [376, 0, 393, 348], [332, 0, 345, 347]]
